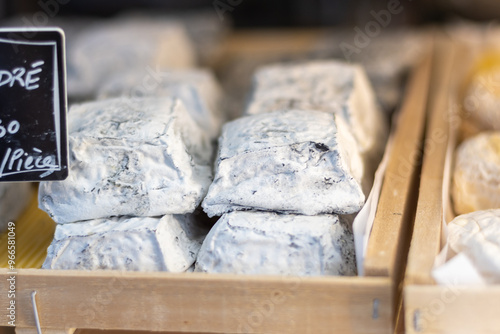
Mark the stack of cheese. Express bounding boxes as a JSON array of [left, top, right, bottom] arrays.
[[245, 61, 388, 192], [451, 53, 500, 215], [196, 61, 387, 276], [444, 53, 500, 282], [39, 70, 224, 272]]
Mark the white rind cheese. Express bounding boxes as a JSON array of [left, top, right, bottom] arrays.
[[42, 214, 209, 272], [0, 183, 32, 233], [202, 110, 365, 217], [39, 97, 213, 224], [195, 211, 357, 276], [97, 69, 225, 138], [447, 209, 500, 283], [67, 20, 196, 100], [452, 132, 500, 215], [245, 61, 387, 186]]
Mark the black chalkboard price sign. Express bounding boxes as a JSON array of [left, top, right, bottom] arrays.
[[0, 28, 68, 182]]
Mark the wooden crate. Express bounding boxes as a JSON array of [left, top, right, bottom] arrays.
[[0, 31, 432, 334], [404, 33, 500, 334]]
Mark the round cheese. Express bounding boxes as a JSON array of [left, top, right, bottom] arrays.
[[452, 132, 500, 215], [463, 52, 500, 133]]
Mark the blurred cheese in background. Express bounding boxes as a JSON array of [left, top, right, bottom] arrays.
[[462, 51, 500, 134], [66, 18, 196, 101], [452, 132, 500, 215], [0, 10, 229, 103], [117, 11, 230, 66]]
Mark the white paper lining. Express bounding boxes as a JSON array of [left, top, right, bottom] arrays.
[[353, 127, 394, 276]]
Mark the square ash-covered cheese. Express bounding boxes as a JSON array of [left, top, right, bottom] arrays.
[[195, 211, 357, 276], [245, 61, 388, 187], [39, 97, 214, 224], [42, 214, 209, 272], [202, 110, 365, 217]]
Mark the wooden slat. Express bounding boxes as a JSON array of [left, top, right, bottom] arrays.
[[364, 45, 432, 279], [75, 331, 214, 334], [405, 285, 500, 334], [393, 294, 405, 334], [403, 35, 470, 285], [207, 28, 326, 80], [0, 269, 392, 334], [404, 30, 487, 286]]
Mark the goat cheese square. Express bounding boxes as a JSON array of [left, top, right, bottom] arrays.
[[245, 61, 387, 186], [195, 211, 357, 276], [39, 97, 213, 224], [202, 110, 365, 217], [42, 214, 209, 272]]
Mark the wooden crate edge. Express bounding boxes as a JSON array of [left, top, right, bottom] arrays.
[[0, 269, 392, 334]]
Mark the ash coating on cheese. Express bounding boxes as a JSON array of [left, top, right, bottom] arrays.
[[202, 110, 365, 217], [452, 132, 500, 215], [195, 211, 356, 276], [447, 209, 500, 284], [39, 97, 214, 224], [67, 19, 196, 100], [97, 69, 225, 138], [244, 61, 387, 190], [0, 182, 32, 233], [42, 214, 209, 272]]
